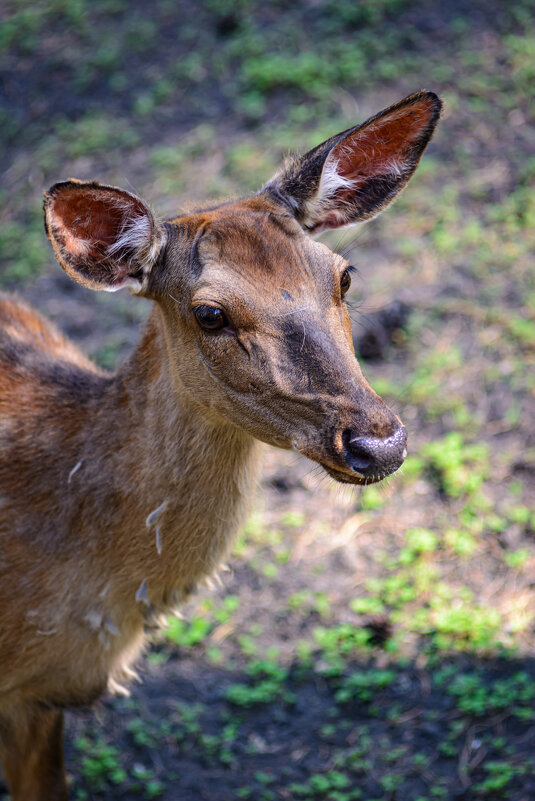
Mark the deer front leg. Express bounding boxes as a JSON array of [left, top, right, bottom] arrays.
[[0, 706, 67, 801]]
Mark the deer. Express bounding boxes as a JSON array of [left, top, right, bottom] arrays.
[[0, 90, 441, 800]]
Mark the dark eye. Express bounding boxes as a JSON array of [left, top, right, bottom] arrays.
[[193, 305, 228, 331], [340, 268, 352, 296]]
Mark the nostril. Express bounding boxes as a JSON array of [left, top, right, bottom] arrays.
[[343, 426, 407, 476], [343, 431, 376, 471]]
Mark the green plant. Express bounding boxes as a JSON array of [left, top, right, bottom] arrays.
[[74, 736, 127, 792], [421, 432, 490, 498], [474, 760, 521, 795], [289, 770, 362, 800], [164, 614, 213, 648], [225, 659, 294, 707], [334, 669, 396, 704], [440, 670, 535, 719]]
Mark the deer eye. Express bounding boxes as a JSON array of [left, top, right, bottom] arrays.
[[194, 305, 228, 331], [340, 268, 352, 296]]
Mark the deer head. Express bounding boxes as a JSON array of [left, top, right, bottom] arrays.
[[44, 90, 441, 485]]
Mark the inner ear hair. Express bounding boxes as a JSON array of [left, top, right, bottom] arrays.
[[106, 205, 164, 282]]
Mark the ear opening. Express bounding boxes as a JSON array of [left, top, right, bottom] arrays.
[[264, 90, 442, 233], [44, 180, 165, 293]]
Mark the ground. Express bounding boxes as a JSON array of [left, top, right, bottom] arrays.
[[1, 1, 535, 799]]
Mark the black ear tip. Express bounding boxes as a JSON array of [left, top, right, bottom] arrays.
[[384, 90, 443, 128], [44, 182, 64, 202], [417, 90, 443, 119], [427, 90, 443, 108]]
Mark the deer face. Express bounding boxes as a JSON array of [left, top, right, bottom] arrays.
[[44, 91, 441, 485], [151, 202, 403, 484]]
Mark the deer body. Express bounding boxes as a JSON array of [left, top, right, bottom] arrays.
[[0, 92, 441, 800]]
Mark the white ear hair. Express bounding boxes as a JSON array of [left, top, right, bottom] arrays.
[[318, 157, 356, 197], [300, 151, 410, 232], [107, 214, 153, 261], [300, 157, 356, 231], [105, 207, 166, 293]]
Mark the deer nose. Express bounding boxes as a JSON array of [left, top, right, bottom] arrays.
[[343, 426, 407, 477]]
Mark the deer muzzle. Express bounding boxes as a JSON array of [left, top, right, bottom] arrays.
[[343, 426, 407, 480]]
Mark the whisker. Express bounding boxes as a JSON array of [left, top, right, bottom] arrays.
[[279, 306, 313, 317]]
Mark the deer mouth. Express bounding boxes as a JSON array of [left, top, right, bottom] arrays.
[[322, 464, 389, 486]]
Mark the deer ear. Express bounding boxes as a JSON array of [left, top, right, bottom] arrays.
[[44, 180, 165, 293], [264, 90, 442, 233]]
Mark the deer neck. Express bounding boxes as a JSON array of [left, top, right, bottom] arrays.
[[98, 307, 262, 608]]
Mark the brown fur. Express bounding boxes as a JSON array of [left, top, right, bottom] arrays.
[[0, 91, 441, 799]]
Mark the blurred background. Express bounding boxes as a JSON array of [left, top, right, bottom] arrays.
[[1, 1, 535, 799]]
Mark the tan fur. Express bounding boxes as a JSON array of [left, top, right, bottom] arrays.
[[0, 91, 441, 800]]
